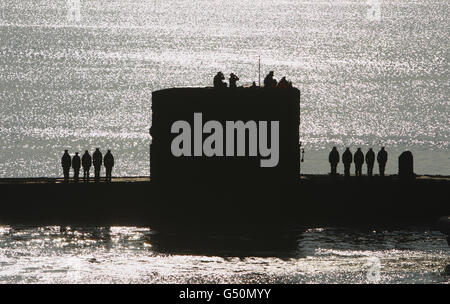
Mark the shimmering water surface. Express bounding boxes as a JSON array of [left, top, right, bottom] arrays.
[[0, 226, 448, 284], [0, 0, 449, 283], [0, 0, 448, 176]]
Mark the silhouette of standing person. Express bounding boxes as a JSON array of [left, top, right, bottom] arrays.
[[342, 147, 353, 177], [104, 150, 114, 182], [365, 148, 375, 176], [93, 148, 103, 182], [354, 148, 364, 177], [61, 150, 71, 183], [72, 152, 81, 182], [328, 147, 340, 176], [82, 150, 92, 182], [377, 147, 388, 177], [229, 73, 239, 88]]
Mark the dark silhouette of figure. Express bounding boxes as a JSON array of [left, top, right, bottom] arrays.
[[104, 150, 114, 182], [342, 148, 353, 177], [82, 150, 92, 182], [354, 148, 364, 177], [93, 148, 103, 182], [328, 147, 339, 175], [365, 148, 375, 176], [61, 150, 71, 182], [263, 71, 277, 88], [213, 72, 227, 88], [72, 152, 81, 182], [277, 76, 292, 89], [251, 81, 257, 88], [377, 147, 388, 177], [398, 151, 414, 179], [229, 73, 239, 88]]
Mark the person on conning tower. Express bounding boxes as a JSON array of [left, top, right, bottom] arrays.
[[264, 71, 277, 88], [277, 76, 292, 89], [229, 73, 239, 88], [213, 72, 227, 88]]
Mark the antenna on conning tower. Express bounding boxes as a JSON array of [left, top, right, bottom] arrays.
[[258, 56, 261, 87]]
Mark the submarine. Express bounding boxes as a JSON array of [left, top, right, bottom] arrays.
[[0, 85, 448, 230]]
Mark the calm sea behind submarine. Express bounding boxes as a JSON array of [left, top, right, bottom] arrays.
[[0, 0, 449, 283]]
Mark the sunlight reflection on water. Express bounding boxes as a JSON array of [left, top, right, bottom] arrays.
[[0, 0, 448, 177], [0, 1, 448, 283], [0, 225, 448, 284]]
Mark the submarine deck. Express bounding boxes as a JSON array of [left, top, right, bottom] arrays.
[[0, 174, 448, 229], [0, 174, 448, 184]]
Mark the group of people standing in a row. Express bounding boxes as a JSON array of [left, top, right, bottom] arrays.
[[329, 147, 388, 177], [61, 148, 115, 183]]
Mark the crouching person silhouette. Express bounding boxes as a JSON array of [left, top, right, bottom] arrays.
[[82, 150, 92, 182], [104, 150, 114, 182], [213, 72, 227, 88], [93, 148, 103, 182]]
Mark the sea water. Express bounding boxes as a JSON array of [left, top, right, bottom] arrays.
[[0, 0, 448, 283]]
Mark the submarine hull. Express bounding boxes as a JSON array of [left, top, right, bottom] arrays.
[[0, 176, 448, 230]]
